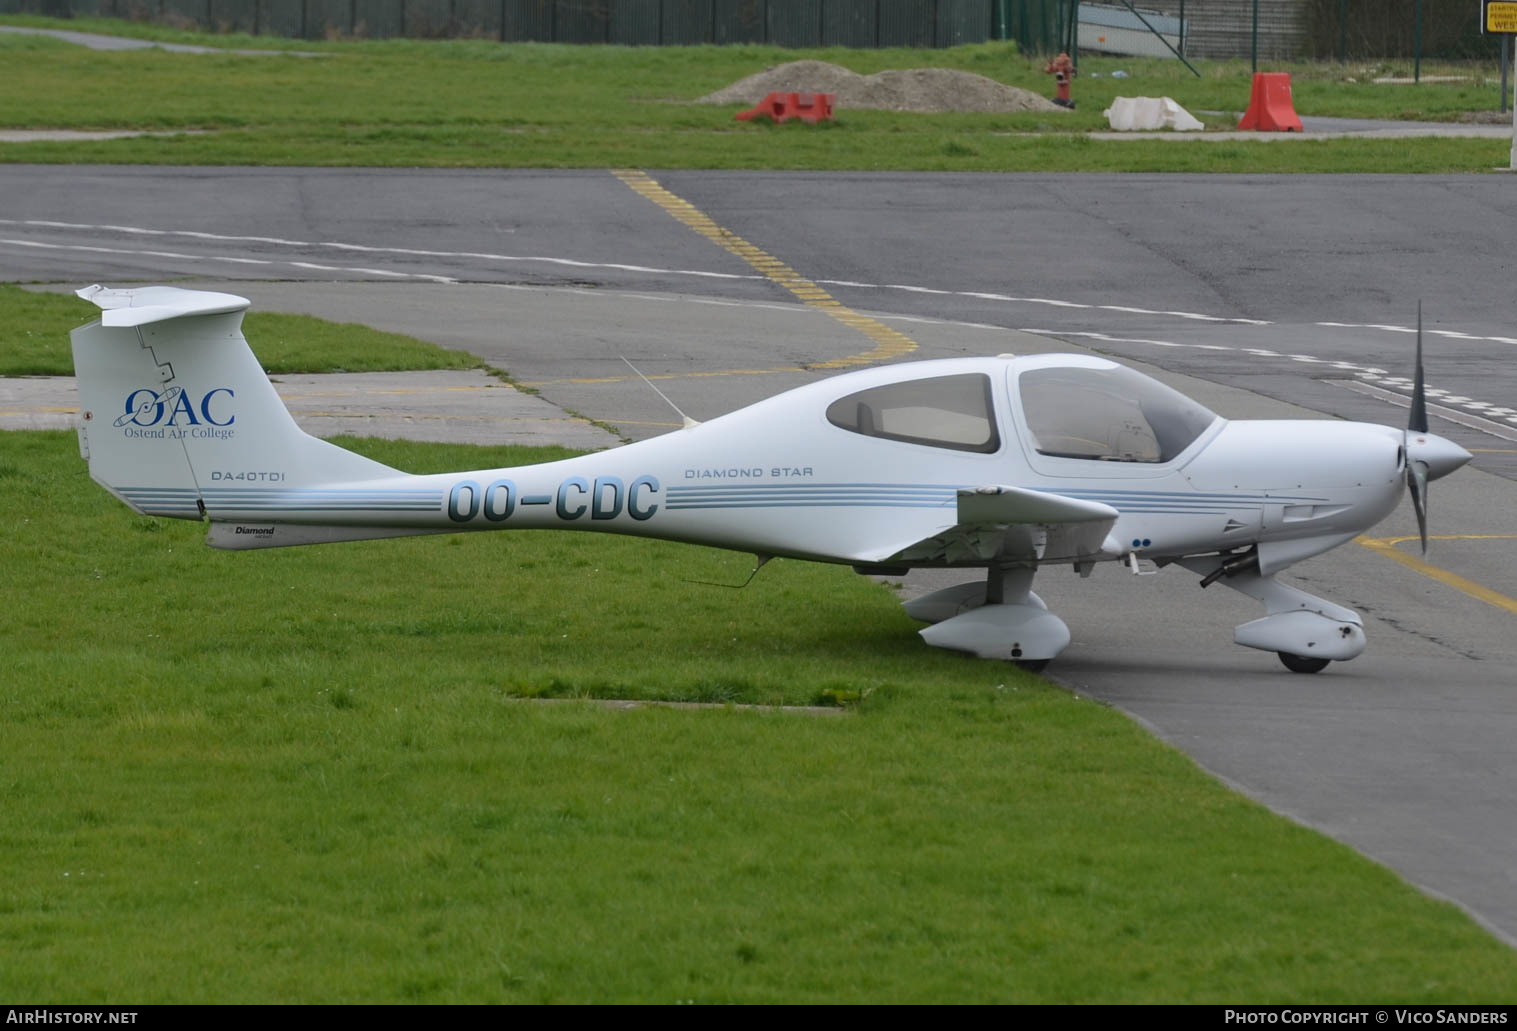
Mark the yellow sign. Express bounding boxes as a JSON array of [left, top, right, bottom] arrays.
[[1488, 0, 1517, 33]]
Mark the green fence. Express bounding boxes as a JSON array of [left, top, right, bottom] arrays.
[[0, 0, 1039, 47], [997, 0, 1075, 55], [7, 0, 1499, 60]]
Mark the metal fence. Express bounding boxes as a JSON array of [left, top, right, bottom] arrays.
[[1125, 1, 1501, 62], [0, 0, 1506, 60], [0, 0, 1002, 46], [1149, 1, 1303, 61], [0, 0, 1089, 50], [1302, 0, 1503, 61]]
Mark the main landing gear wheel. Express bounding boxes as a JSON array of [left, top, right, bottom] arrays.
[[1013, 659, 1050, 673], [1277, 652, 1331, 674]]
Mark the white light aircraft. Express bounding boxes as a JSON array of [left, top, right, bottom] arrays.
[[70, 285, 1471, 673]]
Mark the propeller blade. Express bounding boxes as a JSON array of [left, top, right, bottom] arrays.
[[1408, 460, 1429, 555], [1409, 301, 1429, 435]]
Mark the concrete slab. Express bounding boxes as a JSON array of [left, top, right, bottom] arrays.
[[1089, 125, 1512, 141], [1091, 113, 1513, 141], [0, 130, 209, 143], [0, 369, 619, 450], [0, 24, 324, 56]]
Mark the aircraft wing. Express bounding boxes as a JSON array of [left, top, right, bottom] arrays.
[[855, 485, 1119, 566]]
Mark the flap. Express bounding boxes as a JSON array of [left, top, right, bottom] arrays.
[[955, 485, 1118, 525], [852, 485, 1119, 565]]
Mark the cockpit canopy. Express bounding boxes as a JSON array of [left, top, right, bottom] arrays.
[[821, 359, 1219, 465], [825, 373, 1000, 454], [1018, 364, 1217, 463]]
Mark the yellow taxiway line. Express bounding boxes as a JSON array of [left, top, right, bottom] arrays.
[[1355, 534, 1517, 615], [613, 169, 917, 370]]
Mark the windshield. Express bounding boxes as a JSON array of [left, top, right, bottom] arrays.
[[1018, 365, 1217, 463]]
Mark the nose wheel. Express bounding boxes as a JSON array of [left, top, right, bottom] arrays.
[[1278, 651, 1331, 674]]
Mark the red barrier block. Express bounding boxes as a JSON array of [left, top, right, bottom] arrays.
[[1238, 72, 1303, 132], [736, 91, 836, 125]]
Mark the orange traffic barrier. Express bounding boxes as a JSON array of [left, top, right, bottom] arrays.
[[1238, 72, 1303, 132], [736, 92, 836, 125]]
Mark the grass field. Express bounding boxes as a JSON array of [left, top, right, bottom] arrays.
[[4, 428, 1517, 1003], [0, 284, 481, 376], [1, 15, 1511, 173]]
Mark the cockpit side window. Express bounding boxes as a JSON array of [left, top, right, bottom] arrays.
[[1019, 366, 1217, 463], [826, 373, 1000, 454]]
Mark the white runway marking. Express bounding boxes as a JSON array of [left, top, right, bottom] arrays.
[[1317, 320, 1517, 346], [1018, 327, 1517, 430], [0, 219, 753, 282], [0, 237, 461, 285], [6, 217, 1514, 348], [4, 220, 1513, 433], [1340, 382, 1517, 443]]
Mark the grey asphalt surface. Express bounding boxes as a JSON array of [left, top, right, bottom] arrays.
[[3, 166, 1513, 474], [1093, 113, 1516, 141], [3, 165, 1516, 945], [0, 24, 324, 55]]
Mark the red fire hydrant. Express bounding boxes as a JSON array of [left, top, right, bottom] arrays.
[[1045, 52, 1076, 109]]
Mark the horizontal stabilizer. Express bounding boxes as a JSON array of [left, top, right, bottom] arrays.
[[77, 284, 252, 327], [208, 523, 452, 551]]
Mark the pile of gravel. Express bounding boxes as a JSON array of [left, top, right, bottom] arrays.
[[699, 60, 1066, 115]]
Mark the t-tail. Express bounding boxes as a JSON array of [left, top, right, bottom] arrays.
[[70, 285, 446, 550]]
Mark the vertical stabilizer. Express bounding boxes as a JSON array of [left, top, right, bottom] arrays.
[[71, 285, 398, 520]]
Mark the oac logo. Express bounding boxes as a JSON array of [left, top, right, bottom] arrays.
[[114, 386, 235, 428]]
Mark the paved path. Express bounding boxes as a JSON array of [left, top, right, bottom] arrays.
[[1092, 113, 1515, 141], [0, 23, 323, 55], [0, 368, 617, 448]]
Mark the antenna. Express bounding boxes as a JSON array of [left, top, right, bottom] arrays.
[[620, 357, 700, 429], [684, 554, 772, 590]]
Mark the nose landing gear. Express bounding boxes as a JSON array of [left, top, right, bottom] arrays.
[[1277, 652, 1331, 674]]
